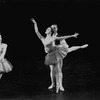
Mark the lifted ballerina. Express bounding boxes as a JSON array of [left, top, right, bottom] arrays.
[[31, 18, 88, 93], [0, 34, 13, 79]]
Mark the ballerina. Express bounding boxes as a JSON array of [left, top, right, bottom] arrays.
[[31, 18, 88, 93], [0, 34, 13, 79]]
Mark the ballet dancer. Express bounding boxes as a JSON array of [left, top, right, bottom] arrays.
[[31, 18, 88, 93], [0, 34, 13, 79]]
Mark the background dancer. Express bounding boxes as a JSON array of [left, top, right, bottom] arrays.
[[0, 34, 13, 80]]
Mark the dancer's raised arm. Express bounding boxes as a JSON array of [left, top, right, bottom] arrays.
[[56, 33, 79, 40], [31, 18, 44, 40]]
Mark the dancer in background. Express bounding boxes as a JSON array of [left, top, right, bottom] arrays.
[[31, 18, 88, 93], [0, 34, 13, 79]]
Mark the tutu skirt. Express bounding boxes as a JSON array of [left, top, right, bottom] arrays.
[[0, 58, 13, 73], [45, 46, 68, 65]]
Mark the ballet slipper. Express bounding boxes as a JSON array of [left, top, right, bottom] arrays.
[[56, 83, 60, 93], [81, 44, 88, 48], [48, 84, 55, 89], [60, 86, 65, 91]]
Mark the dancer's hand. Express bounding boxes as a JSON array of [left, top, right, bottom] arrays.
[[73, 33, 79, 38], [31, 18, 36, 24]]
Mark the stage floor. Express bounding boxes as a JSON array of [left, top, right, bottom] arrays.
[[0, 80, 100, 100]]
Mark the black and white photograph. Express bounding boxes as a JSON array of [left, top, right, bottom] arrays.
[[0, 0, 100, 99]]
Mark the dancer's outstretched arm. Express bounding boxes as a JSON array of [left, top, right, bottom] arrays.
[[0, 43, 7, 60], [31, 18, 44, 40], [56, 33, 79, 40]]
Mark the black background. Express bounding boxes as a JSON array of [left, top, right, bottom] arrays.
[[0, 0, 100, 99]]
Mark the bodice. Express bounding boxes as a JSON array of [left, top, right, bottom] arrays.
[[44, 42, 55, 53]]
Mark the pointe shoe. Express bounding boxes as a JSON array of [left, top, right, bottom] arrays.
[[60, 86, 65, 91], [81, 44, 88, 48], [56, 85, 60, 93], [48, 84, 55, 89]]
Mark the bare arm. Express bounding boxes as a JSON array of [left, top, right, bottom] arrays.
[[0, 44, 7, 60], [31, 18, 44, 40], [56, 33, 79, 40]]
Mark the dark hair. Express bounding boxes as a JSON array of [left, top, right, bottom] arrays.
[[51, 25, 58, 31], [50, 25, 58, 36]]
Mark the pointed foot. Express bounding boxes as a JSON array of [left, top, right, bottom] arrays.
[[60, 86, 65, 91], [48, 84, 55, 89], [56, 86, 60, 93], [81, 44, 88, 49]]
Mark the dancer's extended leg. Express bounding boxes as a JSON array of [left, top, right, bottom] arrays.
[[68, 44, 88, 53], [48, 65, 55, 89]]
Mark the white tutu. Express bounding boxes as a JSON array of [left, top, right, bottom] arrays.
[[0, 58, 13, 73]]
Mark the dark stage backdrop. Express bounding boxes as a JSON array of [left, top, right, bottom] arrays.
[[0, 0, 100, 98]]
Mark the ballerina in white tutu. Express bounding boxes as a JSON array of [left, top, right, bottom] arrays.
[[31, 18, 88, 93], [0, 34, 13, 79]]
